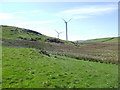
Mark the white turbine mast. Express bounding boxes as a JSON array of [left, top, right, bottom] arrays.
[[55, 30, 63, 39], [62, 18, 72, 41]]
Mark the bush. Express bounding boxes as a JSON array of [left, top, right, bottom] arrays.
[[39, 49, 50, 57], [45, 38, 64, 43]]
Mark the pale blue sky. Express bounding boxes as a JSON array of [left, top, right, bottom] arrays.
[[0, 2, 118, 41]]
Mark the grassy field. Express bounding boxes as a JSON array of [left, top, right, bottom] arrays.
[[1, 25, 118, 64], [2, 47, 118, 88], [2, 38, 118, 64], [83, 37, 118, 43], [1, 25, 70, 44], [1, 25, 119, 88]]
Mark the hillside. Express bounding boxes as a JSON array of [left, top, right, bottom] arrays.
[[1, 25, 118, 64], [2, 47, 118, 88], [1, 25, 70, 44], [77, 37, 118, 43], [1, 25, 118, 88]]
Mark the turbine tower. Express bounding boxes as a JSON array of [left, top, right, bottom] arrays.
[[62, 18, 72, 41], [55, 30, 62, 39], [15, 27, 18, 30]]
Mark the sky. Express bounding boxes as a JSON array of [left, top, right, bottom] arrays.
[[0, 2, 118, 41]]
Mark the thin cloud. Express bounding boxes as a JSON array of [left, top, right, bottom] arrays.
[[16, 20, 55, 28], [18, 20, 55, 25], [0, 12, 27, 24], [31, 10, 40, 13], [63, 4, 117, 14], [14, 10, 40, 14], [57, 4, 117, 19], [0, 13, 14, 20], [15, 11, 26, 14], [73, 15, 89, 19]]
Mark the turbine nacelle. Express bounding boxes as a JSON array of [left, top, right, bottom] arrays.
[[62, 18, 72, 23], [55, 29, 63, 39]]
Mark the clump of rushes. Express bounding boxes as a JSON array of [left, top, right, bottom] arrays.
[[38, 49, 50, 57]]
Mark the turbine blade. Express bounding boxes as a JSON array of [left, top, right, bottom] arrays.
[[61, 18, 66, 22], [55, 30, 59, 33], [67, 18, 72, 22]]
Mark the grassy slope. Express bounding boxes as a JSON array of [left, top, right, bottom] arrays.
[[2, 38, 118, 64], [83, 37, 118, 43], [2, 25, 118, 88], [2, 25, 45, 41], [2, 25, 118, 44], [1, 25, 71, 44], [0, 46, 1, 89], [2, 26, 118, 64], [1, 25, 118, 63], [2, 47, 118, 88]]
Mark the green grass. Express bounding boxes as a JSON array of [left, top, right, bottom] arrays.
[[2, 25, 49, 41], [84, 37, 118, 43], [0, 25, 2, 89], [1, 25, 72, 44], [2, 38, 118, 64], [2, 47, 118, 88], [2, 25, 119, 88]]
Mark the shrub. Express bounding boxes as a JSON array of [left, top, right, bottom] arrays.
[[39, 49, 50, 57], [45, 38, 64, 43]]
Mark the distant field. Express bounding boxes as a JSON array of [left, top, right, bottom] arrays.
[[2, 47, 118, 88], [83, 37, 118, 43]]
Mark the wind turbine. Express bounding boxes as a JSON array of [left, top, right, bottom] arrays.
[[15, 27, 18, 30], [62, 18, 72, 41], [55, 30, 63, 39]]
